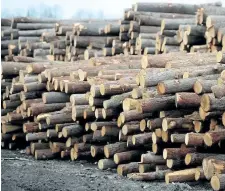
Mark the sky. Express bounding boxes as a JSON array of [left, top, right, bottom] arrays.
[[1, 0, 224, 19]]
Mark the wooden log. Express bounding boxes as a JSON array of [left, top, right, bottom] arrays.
[[26, 132, 47, 142], [91, 145, 104, 157], [185, 153, 217, 166], [165, 168, 198, 183], [23, 122, 39, 133], [104, 142, 127, 158], [137, 96, 175, 113], [28, 103, 66, 116], [3, 100, 21, 109], [211, 85, 225, 99], [141, 52, 214, 69], [35, 149, 56, 160], [171, 134, 186, 143], [91, 121, 117, 131], [194, 80, 217, 94], [204, 130, 225, 147], [98, 159, 117, 170], [117, 162, 139, 176], [163, 147, 196, 159], [65, 81, 90, 94], [132, 132, 152, 146], [74, 143, 91, 153], [203, 157, 225, 180], [100, 82, 137, 96], [119, 110, 152, 125], [20, 91, 43, 101], [166, 159, 186, 169], [38, 123, 54, 131], [24, 82, 46, 92], [62, 124, 83, 138], [103, 91, 132, 109], [46, 111, 73, 125], [65, 136, 82, 147], [141, 152, 165, 164], [175, 92, 201, 108], [200, 107, 224, 121], [47, 129, 58, 139], [162, 117, 194, 131], [211, 174, 225, 191], [114, 150, 143, 164], [185, 133, 204, 146], [139, 163, 155, 173], [101, 126, 119, 137], [127, 170, 171, 181], [158, 76, 219, 95], [1, 61, 30, 76], [42, 92, 70, 104], [201, 94, 225, 112], [134, 2, 221, 14], [70, 94, 88, 105], [122, 122, 141, 136]]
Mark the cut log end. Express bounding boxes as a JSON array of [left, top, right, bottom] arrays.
[[193, 81, 202, 94], [201, 94, 211, 112], [211, 175, 221, 191], [140, 119, 146, 132], [114, 154, 119, 164], [100, 84, 105, 95], [216, 51, 223, 63], [157, 82, 166, 94], [103, 146, 109, 158], [203, 133, 213, 146], [163, 149, 168, 159], [185, 153, 192, 165], [166, 159, 173, 169]]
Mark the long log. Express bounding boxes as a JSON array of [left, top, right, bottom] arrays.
[[165, 168, 198, 183], [127, 170, 171, 181]]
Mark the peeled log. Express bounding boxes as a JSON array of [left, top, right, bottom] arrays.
[[165, 168, 198, 183]]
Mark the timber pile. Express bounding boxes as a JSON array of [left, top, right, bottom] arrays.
[[178, 8, 225, 53], [120, 2, 223, 55], [2, 51, 225, 189], [1, 18, 12, 58], [1, 17, 60, 60], [66, 20, 120, 61]]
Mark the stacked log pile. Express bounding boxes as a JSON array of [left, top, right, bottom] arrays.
[[119, 2, 223, 55], [2, 50, 225, 189], [1, 17, 61, 60], [177, 7, 225, 53], [68, 20, 120, 61], [1, 18, 12, 58]]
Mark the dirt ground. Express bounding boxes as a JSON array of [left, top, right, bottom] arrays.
[[1, 149, 212, 191]]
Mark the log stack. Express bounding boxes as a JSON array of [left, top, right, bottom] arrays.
[[1, 2, 225, 190]]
